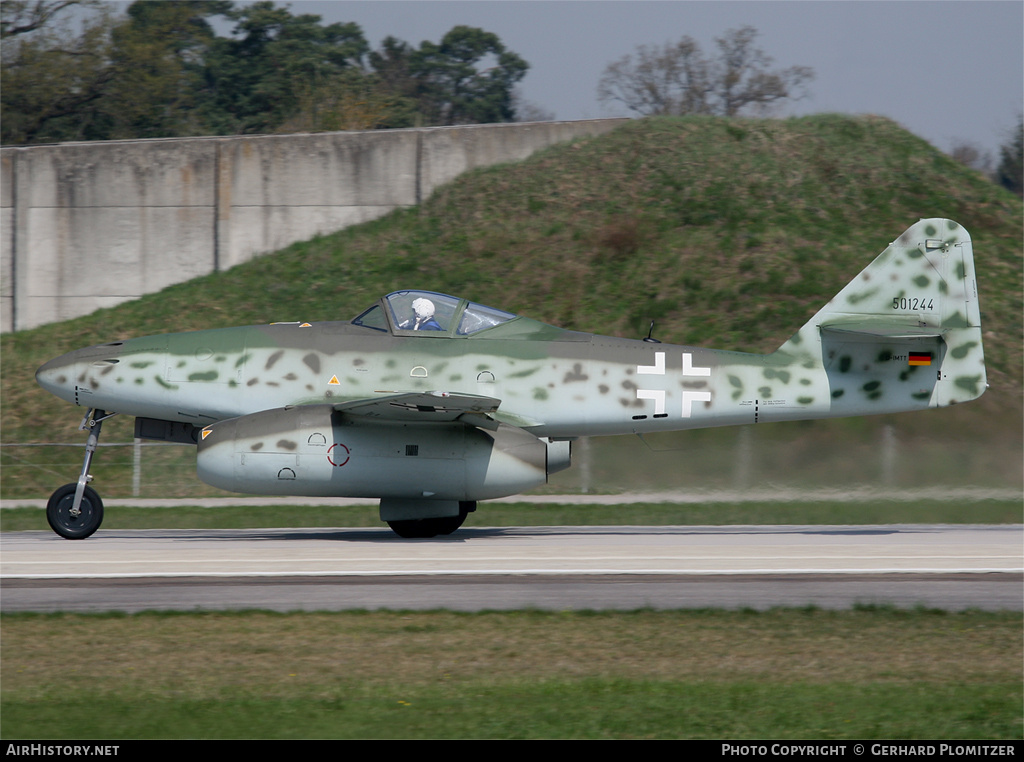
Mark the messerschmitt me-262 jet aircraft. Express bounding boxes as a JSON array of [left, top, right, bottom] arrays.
[[36, 218, 987, 539]]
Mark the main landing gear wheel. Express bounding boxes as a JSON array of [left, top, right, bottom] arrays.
[[386, 519, 437, 539], [47, 483, 104, 540], [387, 501, 475, 538]]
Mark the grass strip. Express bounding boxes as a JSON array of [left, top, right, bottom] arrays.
[[2, 608, 1020, 739]]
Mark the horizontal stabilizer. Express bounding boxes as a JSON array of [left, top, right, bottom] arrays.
[[819, 321, 946, 339]]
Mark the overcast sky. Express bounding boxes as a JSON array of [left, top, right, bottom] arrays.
[[274, 0, 1022, 160]]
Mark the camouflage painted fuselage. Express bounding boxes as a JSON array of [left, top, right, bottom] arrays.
[[37, 219, 985, 441]]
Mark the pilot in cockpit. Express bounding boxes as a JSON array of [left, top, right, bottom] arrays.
[[399, 297, 443, 331]]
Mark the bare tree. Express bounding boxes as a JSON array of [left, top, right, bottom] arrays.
[[597, 37, 712, 116], [949, 140, 992, 174], [711, 26, 814, 117], [597, 26, 814, 118]]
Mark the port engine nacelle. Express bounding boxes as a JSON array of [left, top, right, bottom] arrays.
[[196, 404, 570, 501]]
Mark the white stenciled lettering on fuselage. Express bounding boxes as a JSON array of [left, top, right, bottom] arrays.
[[635, 352, 711, 418]]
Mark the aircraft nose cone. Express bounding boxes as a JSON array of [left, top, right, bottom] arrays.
[[36, 343, 124, 404], [35, 354, 78, 401]]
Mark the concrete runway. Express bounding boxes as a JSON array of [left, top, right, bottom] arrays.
[[2, 524, 1020, 612]]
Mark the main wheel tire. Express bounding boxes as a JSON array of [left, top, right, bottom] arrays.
[[433, 502, 475, 535], [388, 502, 475, 539], [386, 519, 438, 539], [46, 483, 104, 540]]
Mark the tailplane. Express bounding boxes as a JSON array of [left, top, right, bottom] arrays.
[[775, 218, 986, 413]]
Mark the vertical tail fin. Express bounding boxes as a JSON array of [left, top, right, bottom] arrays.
[[776, 218, 986, 413]]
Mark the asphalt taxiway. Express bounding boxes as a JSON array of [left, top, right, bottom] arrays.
[[2, 524, 1020, 612]]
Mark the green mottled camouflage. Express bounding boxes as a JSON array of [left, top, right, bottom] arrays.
[[36, 219, 985, 520], [39, 218, 984, 437]]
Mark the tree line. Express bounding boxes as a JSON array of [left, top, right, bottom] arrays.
[[1, 0, 529, 143], [0, 5, 820, 144], [3, 2, 1019, 198]]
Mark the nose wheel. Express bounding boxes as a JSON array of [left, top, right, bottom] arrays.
[[46, 409, 115, 539], [46, 483, 104, 539]]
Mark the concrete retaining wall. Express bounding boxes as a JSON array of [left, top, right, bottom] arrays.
[[1, 119, 627, 332]]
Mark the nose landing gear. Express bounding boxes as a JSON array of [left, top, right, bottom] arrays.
[[46, 409, 116, 539]]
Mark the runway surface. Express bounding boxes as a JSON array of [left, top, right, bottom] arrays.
[[2, 524, 1020, 612]]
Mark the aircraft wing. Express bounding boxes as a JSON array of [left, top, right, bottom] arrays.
[[333, 391, 502, 429]]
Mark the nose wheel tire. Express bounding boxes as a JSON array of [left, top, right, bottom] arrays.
[[46, 483, 104, 539]]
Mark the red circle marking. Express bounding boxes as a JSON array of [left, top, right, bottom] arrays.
[[327, 443, 350, 467]]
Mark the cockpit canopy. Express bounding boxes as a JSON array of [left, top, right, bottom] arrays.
[[352, 291, 519, 336]]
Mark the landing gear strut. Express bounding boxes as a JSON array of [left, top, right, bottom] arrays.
[[46, 409, 115, 539]]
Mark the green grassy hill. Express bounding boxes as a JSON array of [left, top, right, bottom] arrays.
[[2, 115, 1021, 498]]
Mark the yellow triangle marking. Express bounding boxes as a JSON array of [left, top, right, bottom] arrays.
[[201, 429, 212, 440], [328, 375, 341, 385]]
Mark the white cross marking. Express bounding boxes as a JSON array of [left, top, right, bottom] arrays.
[[682, 352, 710, 377], [637, 351, 665, 375], [681, 391, 712, 417], [636, 389, 666, 415]]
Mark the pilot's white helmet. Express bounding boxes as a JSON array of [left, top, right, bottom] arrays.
[[412, 298, 435, 318]]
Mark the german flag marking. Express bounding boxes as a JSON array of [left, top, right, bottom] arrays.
[[908, 353, 932, 366]]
